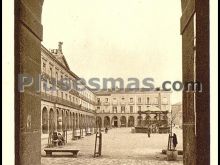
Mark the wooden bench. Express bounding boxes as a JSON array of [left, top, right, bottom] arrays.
[[44, 148, 80, 158], [86, 132, 92, 136], [73, 135, 81, 140]]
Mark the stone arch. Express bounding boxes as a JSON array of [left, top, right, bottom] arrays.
[[15, 1, 210, 164], [42, 107, 48, 134], [70, 112, 73, 130], [128, 116, 135, 127], [111, 116, 118, 127], [66, 111, 69, 130], [120, 116, 127, 127], [76, 113, 79, 129], [57, 109, 62, 132], [72, 112, 75, 130], [62, 110, 65, 130], [96, 116, 102, 128], [49, 108, 55, 133], [104, 116, 110, 128], [137, 115, 143, 127]]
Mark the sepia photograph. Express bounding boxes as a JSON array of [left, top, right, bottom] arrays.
[[2, 0, 218, 165]]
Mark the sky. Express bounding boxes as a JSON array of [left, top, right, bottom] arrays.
[[42, 0, 182, 104]]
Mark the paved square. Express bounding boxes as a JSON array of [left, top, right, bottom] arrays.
[[41, 128, 183, 165]]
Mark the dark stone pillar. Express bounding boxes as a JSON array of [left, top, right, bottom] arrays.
[[181, 0, 209, 165], [15, 0, 44, 165], [195, 0, 210, 164]]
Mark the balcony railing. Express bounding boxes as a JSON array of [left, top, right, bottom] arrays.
[[78, 94, 97, 106], [41, 92, 95, 113], [112, 101, 118, 105], [103, 102, 110, 105], [120, 102, 126, 105]]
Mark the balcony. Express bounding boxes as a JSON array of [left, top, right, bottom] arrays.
[[41, 92, 95, 113], [77, 94, 97, 106], [136, 102, 143, 105], [69, 89, 79, 96], [112, 101, 118, 105], [120, 102, 126, 105], [128, 101, 134, 105], [103, 102, 110, 106]]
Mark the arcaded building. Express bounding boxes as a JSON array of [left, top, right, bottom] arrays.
[[95, 89, 171, 131], [41, 43, 97, 138], [40, 43, 172, 137]]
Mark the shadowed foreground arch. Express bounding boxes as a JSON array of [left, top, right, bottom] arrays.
[[15, 0, 209, 164]]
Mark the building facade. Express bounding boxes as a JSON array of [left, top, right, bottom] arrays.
[[95, 89, 171, 132], [41, 43, 97, 138], [40, 43, 172, 137]]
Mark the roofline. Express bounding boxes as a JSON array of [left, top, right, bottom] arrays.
[[41, 44, 96, 95]]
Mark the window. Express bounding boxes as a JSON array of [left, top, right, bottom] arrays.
[[97, 98, 100, 103], [97, 107, 100, 110], [105, 98, 108, 102], [121, 106, 125, 113], [146, 97, 149, 104], [112, 106, 117, 113], [56, 72, 58, 83], [61, 92, 63, 99], [43, 63, 46, 73], [138, 97, 141, 103], [130, 98, 133, 103], [69, 95, 71, 101], [50, 67, 53, 78], [138, 106, 141, 111], [130, 106, 133, 113], [65, 94, 68, 100]]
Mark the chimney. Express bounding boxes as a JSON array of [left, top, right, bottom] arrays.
[[58, 41, 63, 54]]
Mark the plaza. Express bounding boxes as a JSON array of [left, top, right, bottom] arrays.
[[41, 128, 183, 165]]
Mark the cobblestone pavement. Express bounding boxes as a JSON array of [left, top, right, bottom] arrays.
[[41, 128, 183, 165]]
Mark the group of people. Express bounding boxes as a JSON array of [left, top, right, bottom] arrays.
[[52, 132, 65, 146]]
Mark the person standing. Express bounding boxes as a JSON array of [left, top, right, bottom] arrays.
[[148, 128, 151, 138], [173, 133, 178, 149]]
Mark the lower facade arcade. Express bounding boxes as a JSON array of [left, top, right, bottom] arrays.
[[41, 101, 96, 139]]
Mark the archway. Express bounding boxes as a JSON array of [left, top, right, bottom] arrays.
[[111, 116, 118, 127], [57, 109, 62, 132], [62, 110, 65, 130], [42, 107, 48, 134], [104, 116, 110, 128], [49, 108, 55, 133], [120, 116, 127, 127], [96, 116, 102, 128], [14, 0, 210, 164], [137, 115, 143, 127], [128, 116, 135, 127]]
